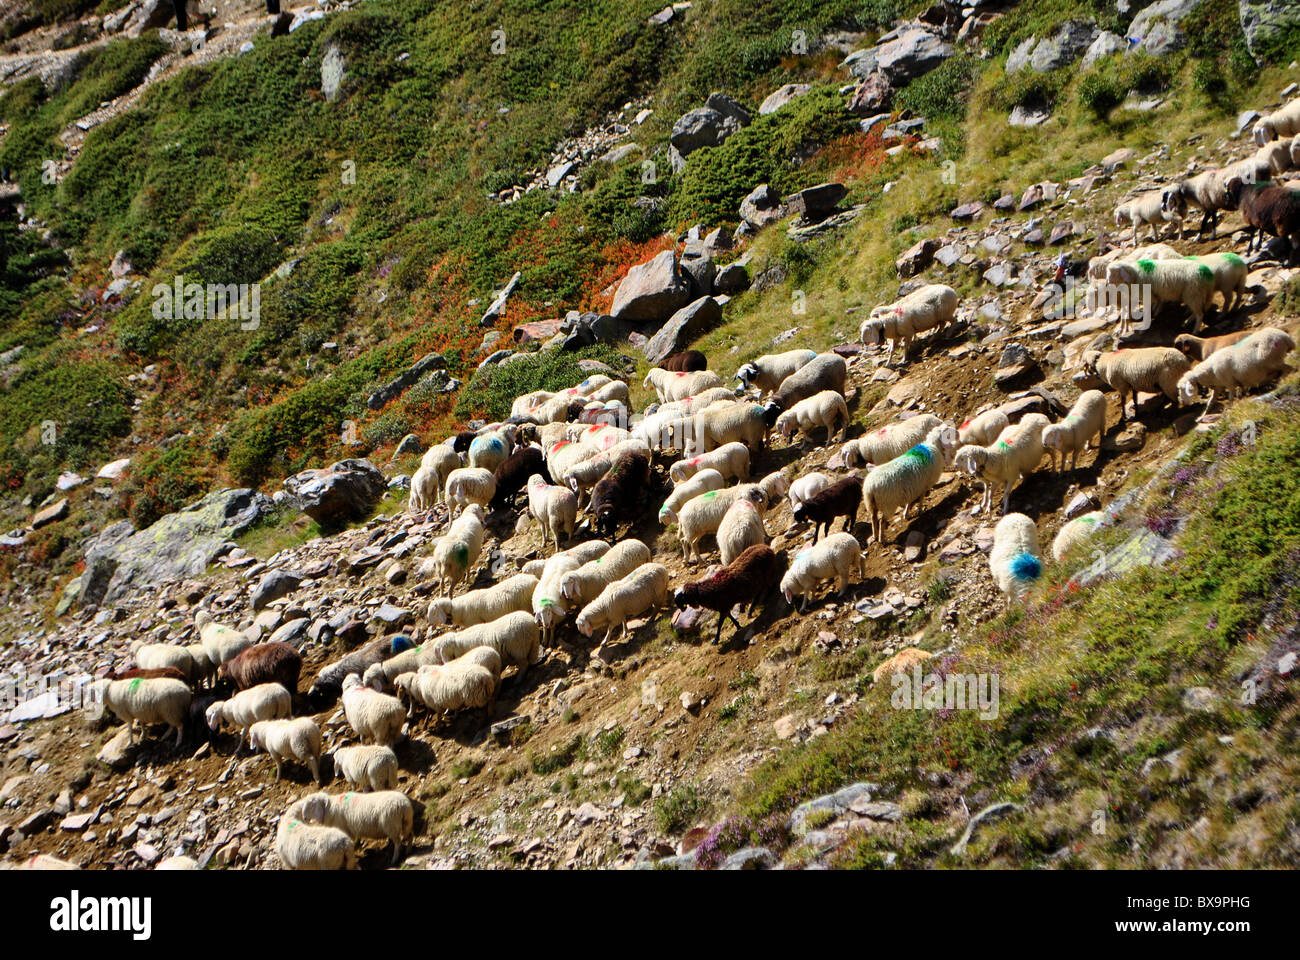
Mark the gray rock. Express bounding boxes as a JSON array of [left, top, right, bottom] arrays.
[[846, 72, 892, 116], [1128, 0, 1206, 56], [1082, 30, 1126, 67], [320, 44, 345, 102], [1009, 104, 1051, 127], [1240, 1, 1300, 58], [719, 846, 775, 870], [251, 570, 305, 611], [713, 262, 750, 294], [641, 297, 723, 365], [1029, 20, 1098, 72], [786, 182, 847, 222], [759, 83, 811, 114], [679, 241, 715, 298], [739, 183, 787, 229], [283, 460, 386, 529], [789, 782, 880, 835], [896, 238, 939, 278], [610, 250, 691, 323], [1005, 36, 1038, 73], [951, 802, 1023, 856], [366, 353, 446, 410], [670, 93, 751, 160], [875, 28, 952, 83], [480, 271, 522, 327], [268, 618, 310, 647], [840, 47, 879, 80]]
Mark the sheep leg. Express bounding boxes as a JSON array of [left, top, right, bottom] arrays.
[[172, 724, 183, 750]]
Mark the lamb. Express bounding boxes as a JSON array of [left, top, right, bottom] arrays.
[[1113, 189, 1185, 243], [426, 573, 539, 628], [526, 474, 578, 553], [409, 442, 460, 512], [489, 445, 547, 510], [862, 424, 960, 542], [332, 744, 399, 792], [1253, 96, 1300, 145], [394, 659, 497, 717], [275, 802, 356, 870], [589, 448, 651, 539], [860, 284, 959, 367], [770, 352, 847, 410], [779, 532, 866, 612], [1051, 511, 1105, 563], [129, 642, 196, 684], [669, 441, 750, 485], [686, 401, 780, 455], [1082, 347, 1191, 421], [788, 472, 831, 512], [429, 611, 541, 681], [340, 674, 406, 746], [575, 563, 671, 647], [559, 539, 653, 607], [643, 368, 725, 403], [952, 414, 1049, 516], [217, 641, 302, 694], [444, 467, 497, 518], [673, 544, 787, 644], [957, 409, 1010, 448], [793, 475, 862, 541], [717, 497, 768, 565], [87, 677, 192, 749], [431, 503, 486, 598], [660, 468, 726, 524], [195, 610, 253, 670], [248, 717, 323, 783], [734, 348, 818, 395], [205, 682, 293, 751], [841, 414, 944, 468], [1173, 330, 1254, 361], [307, 637, 405, 706], [1040, 390, 1106, 472], [988, 513, 1043, 603], [1186, 252, 1248, 315], [676, 483, 768, 562], [1176, 327, 1295, 417], [773, 390, 850, 446], [297, 790, 415, 866], [1104, 258, 1216, 335], [661, 350, 708, 372]]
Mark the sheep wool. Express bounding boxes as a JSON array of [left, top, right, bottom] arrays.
[[426, 573, 539, 628], [575, 563, 671, 646], [560, 539, 653, 607], [444, 467, 497, 518], [431, 503, 486, 598], [842, 414, 944, 468], [297, 791, 415, 866], [734, 349, 818, 395], [1041, 390, 1106, 471], [669, 441, 751, 485], [430, 611, 542, 681], [773, 390, 850, 445], [276, 805, 356, 870], [989, 513, 1043, 603], [333, 744, 400, 792], [1051, 511, 1105, 563], [340, 674, 406, 746], [526, 474, 578, 554], [861, 425, 958, 543], [779, 532, 866, 612], [660, 468, 726, 524], [205, 682, 293, 749], [90, 677, 192, 748], [860, 284, 959, 367], [248, 717, 323, 783], [717, 498, 768, 566]]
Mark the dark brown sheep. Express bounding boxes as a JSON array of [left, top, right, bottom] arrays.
[[793, 475, 862, 541], [673, 545, 787, 644], [660, 350, 707, 372], [218, 642, 302, 694]]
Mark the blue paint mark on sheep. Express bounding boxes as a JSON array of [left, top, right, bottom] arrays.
[[903, 444, 933, 464], [1009, 553, 1042, 582], [391, 635, 414, 654]]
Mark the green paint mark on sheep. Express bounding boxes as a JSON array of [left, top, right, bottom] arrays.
[[539, 598, 555, 607], [1137, 259, 1155, 275], [702, 490, 718, 499], [1080, 516, 1098, 525], [1197, 264, 1214, 282], [1223, 253, 1245, 266], [129, 678, 142, 692], [904, 444, 932, 464], [454, 545, 469, 565]]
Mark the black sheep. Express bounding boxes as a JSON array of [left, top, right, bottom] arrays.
[[491, 445, 549, 510], [452, 430, 477, 454], [660, 350, 707, 372], [589, 449, 651, 538], [673, 545, 787, 644], [1230, 179, 1300, 258], [793, 476, 862, 541]]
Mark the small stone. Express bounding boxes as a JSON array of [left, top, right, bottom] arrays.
[[774, 714, 798, 739]]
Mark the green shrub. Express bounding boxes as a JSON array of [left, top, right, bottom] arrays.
[[454, 345, 626, 423], [654, 783, 705, 834]]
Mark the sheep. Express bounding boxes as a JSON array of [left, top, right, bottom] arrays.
[[643, 368, 725, 403], [1040, 390, 1106, 471], [1082, 347, 1191, 421], [575, 563, 671, 647], [862, 424, 960, 542], [1171, 168, 1240, 241], [516, 421, 570, 450], [564, 439, 651, 510], [340, 674, 406, 746], [530, 541, 612, 643], [248, 717, 323, 783], [677, 483, 768, 562], [771, 352, 848, 410], [332, 744, 399, 792], [587, 379, 630, 405], [544, 439, 600, 486], [129, 642, 196, 684], [297, 790, 415, 866], [793, 475, 862, 541], [577, 399, 629, 427], [186, 643, 217, 689], [276, 802, 356, 870], [1087, 243, 1180, 286], [773, 392, 849, 449], [217, 641, 302, 695], [1228, 178, 1300, 257], [860, 284, 959, 366], [88, 677, 192, 749], [661, 350, 708, 372], [952, 414, 1049, 516], [195, 610, 253, 670], [1051, 511, 1105, 563], [717, 497, 769, 565], [1176, 326, 1295, 417], [632, 409, 695, 453], [108, 666, 188, 684], [788, 472, 832, 512], [308, 637, 406, 706], [431, 503, 486, 598], [779, 532, 866, 613], [674, 544, 787, 643], [427, 573, 538, 628], [1113, 189, 1185, 244], [362, 642, 439, 690], [409, 442, 460, 512], [1104, 258, 1216, 336], [565, 422, 632, 449], [989, 513, 1043, 604], [734, 348, 818, 395], [1186, 252, 1248, 316], [657, 387, 738, 418], [429, 611, 541, 681], [1253, 96, 1300, 145], [589, 448, 651, 539], [842, 414, 945, 468], [686, 401, 780, 455], [669, 441, 751, 485], [394, 658, 497, 717], [205, 682, 292, 751], [957, 409, 1010, 448], [559, 539, 653, 607], [660, 468, 726, 524], [526, 474, 578, 553], [1256, 135, 1296, 176], [490, 445, 548, 510], [1173, 329, 1254, 362], [444, 467, 497, 518]]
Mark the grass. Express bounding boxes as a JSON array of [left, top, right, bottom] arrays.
[[654, 782, 706, 835]]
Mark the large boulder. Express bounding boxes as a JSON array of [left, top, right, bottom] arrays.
[[1240, 1, 1300, 58], [641, 297, 723, 366], [365, 352, 445, 410], [1128, 0, 1207, 56], [284, 459, 386, 529], [560, 311, 639, 350], [669, 93, 751, 162], [786, 183, 847, 223], [847, 72, 893, 116], [1082, 30, 1127, 66], [875, 28, 953, 83], [679, 241, 715, 298], [759, 83, 811, 115], [1006, 35, 1038, 73], [610, 250, 692, 324], [739, 183, 788, 230], [1029, 20, 1099, 71]]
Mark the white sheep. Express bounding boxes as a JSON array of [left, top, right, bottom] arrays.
[[659, 468, 725, 524], [957, 409, 1010, 448], [205, 682, 292, 751], [841, 414, 944, 468], [952, 413, 1049, 516], [1255, 136, 1295, 176], [779, 532, 866, 612], [248, 717, 323, 783], [1253, 96, 1300, 145], [431, 503, 486, 598], [430, 611, 541, 681], [575, 563, 671, 646], [657, 387, 737, 418], [444, 467, 497, 518], [1176, 326, 1296, 418], [1041, 390, 1106, 471], [276, 801, 356, 870], [340, 674, 406, 746], [685, 401, 775, 455], [297, 790, 415, 866], [155, 856, 200, 870], [195, 610, 252, 669], [395, 658, 497, 717], [332, 744, 399, 792], [564, 422, 632, 449], [1087, 242, 1180, 286], [1104, 258, 1215, 335], [530, 541, 611, 644], [717, 497, 768, 565], [587, 379, 630, 405], [632, 409, 695, 453], [788, 472, 831, 511], [1186, 252, 1248, 316], [989, 513, 1043, 603], [409, 442, 460, 512], [860, 284, 958, 367], [185, 643, 217, 689], [1083, 347, 1191, 422], [1051, 511, 1105, 563], [644, 368, 725, 403], [526, 474, 578, 553], [129, 642, 196, 684], [426, 573, 538, 628], [88, 677, 191, 748], [544, 438, 600, 485], [773, 390, 850, 446], [1113, 189, 1185, 244], [559, 539, 653, 607], [734, 348, 818, 395], [669, 440, 751, 485], [676, 483, 767, 562], [861, 424, 960, 543]]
